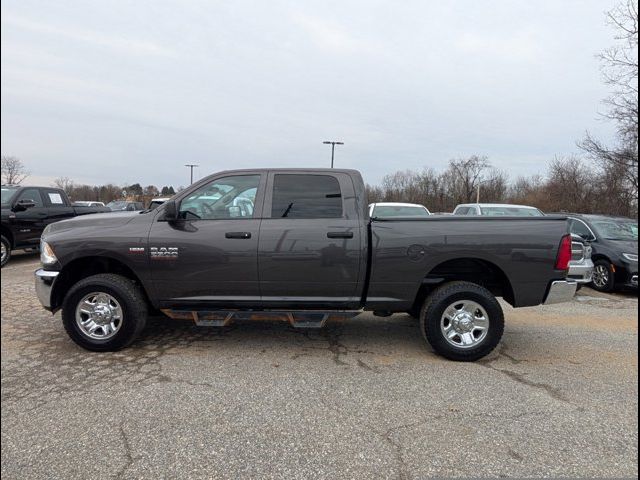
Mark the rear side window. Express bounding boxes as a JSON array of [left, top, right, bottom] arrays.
[[570, 219, 596, 240], [465, 207, 478, 216], [17, 188, 44, 207], [271, 174, 342, 218]]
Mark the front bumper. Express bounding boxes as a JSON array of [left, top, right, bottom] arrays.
[[35, 268, 59, 310], [543, 280, 578, 305], [568, 258, 594, 284]]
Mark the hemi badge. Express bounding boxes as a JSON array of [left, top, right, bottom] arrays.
[[129, 247, 145, 254]]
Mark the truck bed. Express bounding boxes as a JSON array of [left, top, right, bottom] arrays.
[[366, 216, 570, 309]]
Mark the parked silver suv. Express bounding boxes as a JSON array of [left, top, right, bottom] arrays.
[[568, 236, 594, 285]]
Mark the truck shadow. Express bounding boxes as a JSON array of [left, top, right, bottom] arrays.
[[139, 313, 432, 362]]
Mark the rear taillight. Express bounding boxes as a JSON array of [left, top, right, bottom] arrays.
[[555, 234, 572, 271]]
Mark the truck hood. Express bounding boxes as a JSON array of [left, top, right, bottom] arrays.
[[45, 211, 141, 235]]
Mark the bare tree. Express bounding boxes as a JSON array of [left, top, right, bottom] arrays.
[[1, 156, 29, 185], [53, 176, 74, 196], [447, 155, 491, 204], [579, 0, 638, 206]]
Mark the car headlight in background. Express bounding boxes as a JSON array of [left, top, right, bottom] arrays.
[[40, 240, 58, 266], [622, 253, 638, 262]]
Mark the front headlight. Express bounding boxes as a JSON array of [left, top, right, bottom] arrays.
[[40, 240, 58, 266], [622, 253, 638, 262]]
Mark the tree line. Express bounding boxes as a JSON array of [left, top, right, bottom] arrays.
[[51, 176, 181, 204], [365, 154, 637, 218]]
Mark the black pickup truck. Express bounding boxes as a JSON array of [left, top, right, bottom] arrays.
[[1, 185, 109, 267], [35, 169, 577, 361]]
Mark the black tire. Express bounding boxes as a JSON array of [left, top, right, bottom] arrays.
[[62, 274, 147, 351], [405, 306, 420, 319], [1, 235, 11, 268], [420, 281, 504, 361], [590, 260, 615, 292]]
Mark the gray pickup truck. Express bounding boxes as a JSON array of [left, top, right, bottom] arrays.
[[35, 169, 576, 361]]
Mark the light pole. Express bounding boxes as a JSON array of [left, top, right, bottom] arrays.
[[322, 141, 344, 168], [185, 164, 199, 184], [476, 179, 490, 203]]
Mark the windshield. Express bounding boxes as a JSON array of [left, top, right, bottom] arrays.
[[1, 187, 19, 205], [107, 201, 127, 210], [373, 205, 430, 217], [592, 220, 638, 241], [480, 206, 544, 217]]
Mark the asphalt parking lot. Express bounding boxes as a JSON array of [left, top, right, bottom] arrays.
[[1, 251, 638, 479]]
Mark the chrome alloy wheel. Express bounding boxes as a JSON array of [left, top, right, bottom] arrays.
[[440, 300, 489, 348], [1, 242, 6, 263], [592, 264, 609, 288], [75, 292, 123, 340]]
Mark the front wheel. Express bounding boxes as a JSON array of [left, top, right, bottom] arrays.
[[591, 260, 615, 292], [62, 274, 148, 351], [1, 235, 11, 268], [420, 281, 504, 361]]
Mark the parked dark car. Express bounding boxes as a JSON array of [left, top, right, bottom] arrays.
[[560, 214, 638, 292], [106, 200, 144, 212], [35, 168, 577, 361], [1, 185, 110, 267]]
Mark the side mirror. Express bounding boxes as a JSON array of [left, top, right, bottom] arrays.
[[14, 199, 36, 211], [162, 200, 179, 221]]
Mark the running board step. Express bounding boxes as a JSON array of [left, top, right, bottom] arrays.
[[160, 309, 361, 328]]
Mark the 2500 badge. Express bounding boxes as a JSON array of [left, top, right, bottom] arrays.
[[150, 247, 179, 260]]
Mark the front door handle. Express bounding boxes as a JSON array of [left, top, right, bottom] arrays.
[[327, 231, 354, 239], [225, 232, 252, 239]]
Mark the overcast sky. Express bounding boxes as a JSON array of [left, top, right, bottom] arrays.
[[1, 0, 619, 188]]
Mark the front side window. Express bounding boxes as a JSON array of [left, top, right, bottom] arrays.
[[179, 175, 260, 220], [271, 174, 342, 219], [17, 188, 44, 207], [454, 207, 469, 215]]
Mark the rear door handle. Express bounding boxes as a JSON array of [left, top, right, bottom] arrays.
[[225, 232, 252, 239], [327, 231, 354, 239]]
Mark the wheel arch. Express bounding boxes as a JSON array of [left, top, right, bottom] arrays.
[[412, 257, 515, 312], [1, 224, 14, 248], [51, 255, 154, 312]]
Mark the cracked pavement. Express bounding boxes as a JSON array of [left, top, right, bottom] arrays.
[[1, 251, 638, 478]]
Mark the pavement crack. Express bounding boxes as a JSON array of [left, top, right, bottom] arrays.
[[507, 447, 523, 462], [357, 358, 381, 373], [382, 417, 436, 480], [319, 327, 349, 366], [482, 362, 570, 404], [115, 422, 134, 479]]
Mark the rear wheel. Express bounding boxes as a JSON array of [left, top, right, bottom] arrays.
[[62, 274, 147, 351], [420, 281, 504, 361], [591, 260, 615, 292], [1, 235, 11, 268]]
